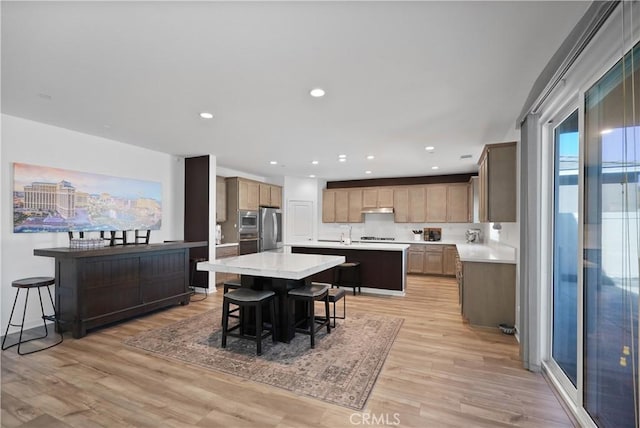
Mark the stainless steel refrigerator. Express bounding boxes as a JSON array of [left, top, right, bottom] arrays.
[[259, 207, 283, 252]]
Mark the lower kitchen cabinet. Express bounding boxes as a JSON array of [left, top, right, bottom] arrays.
[[407, 244, 455, 276], [215, 244, 239, 285], [443, 246, 457, 276], [461, 261, 515, 328]]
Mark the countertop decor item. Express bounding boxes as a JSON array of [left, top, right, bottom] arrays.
[[412, 230, 423, 241]]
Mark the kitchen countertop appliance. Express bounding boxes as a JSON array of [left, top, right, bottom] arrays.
[[259, 207, 282, 252], [465, 228, 482, 243]]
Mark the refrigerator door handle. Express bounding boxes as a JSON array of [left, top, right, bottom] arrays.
[[273, 213, 278, 246]]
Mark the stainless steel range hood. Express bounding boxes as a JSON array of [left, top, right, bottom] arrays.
[[361, 207, 394, 214]]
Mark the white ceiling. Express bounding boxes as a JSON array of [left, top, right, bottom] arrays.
[[2, 1, 589, 181]]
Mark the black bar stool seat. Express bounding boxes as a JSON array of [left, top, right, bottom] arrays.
[[2, 277, 63, 355], [288, 283, 331, 348], [221, 288, 277, 356], [333, 261, 362, 295]]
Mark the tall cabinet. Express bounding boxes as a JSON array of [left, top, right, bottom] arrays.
[[478, 142, 517, 222]]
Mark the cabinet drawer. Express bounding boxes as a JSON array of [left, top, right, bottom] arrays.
[[423, 244, 444, 253], [408, 244, 426, 252], [216, 245, 238, 258]]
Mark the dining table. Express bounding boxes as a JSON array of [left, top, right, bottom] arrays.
[[197, 251, 345, 341]]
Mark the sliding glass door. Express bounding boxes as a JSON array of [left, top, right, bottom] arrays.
[[552, 109, 579, 387], [583, 42, 639, 428]]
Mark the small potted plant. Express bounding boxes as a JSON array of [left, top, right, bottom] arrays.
[[411, 229, 423, 241]]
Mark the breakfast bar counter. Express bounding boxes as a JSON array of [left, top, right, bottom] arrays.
[[287, 241, 409, 295], [34, 241, 207, 338]]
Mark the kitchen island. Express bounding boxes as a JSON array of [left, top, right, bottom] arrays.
[[198, 252, 345, 341], [34, 241, 207, 338], [287, 241, 410, 295]]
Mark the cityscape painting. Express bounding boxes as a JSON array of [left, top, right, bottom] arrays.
[[13, 162, 162, 233]]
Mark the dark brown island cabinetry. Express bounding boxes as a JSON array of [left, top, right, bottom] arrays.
[[34, 241, 206, 338]]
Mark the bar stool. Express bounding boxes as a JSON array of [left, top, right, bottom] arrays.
[[221, 288, 276, 356], [2, 277, 63, 355], [223, 280, 242, 321], [327, 288, 346, 328], [288, 283, 331, 348], [333, 262, 362, 295]]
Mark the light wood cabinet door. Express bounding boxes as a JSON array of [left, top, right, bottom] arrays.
[[425, 184, 447, 222], [478, 142, 516, 222], [216, 176, 227, 223], [362, 189, 378, 208], [259, 184, 271, 207], [348, 189, 363, 223], [238, 179, 260, 211], [215, 245, 239, 285], [408, 186, 426, 223], [393, 188, 409, 222], [446, 183, 469, 222], [378, 188, 394, 208], [443, 245, 457, 276], [322, 190, 336, 222], [270, 185, 282, 208], [424, 251, 444, 275], [334, 190, 349, 223], [407, 250, 425, 273]]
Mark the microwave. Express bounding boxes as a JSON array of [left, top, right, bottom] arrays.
[[238, 210, 258, 234]]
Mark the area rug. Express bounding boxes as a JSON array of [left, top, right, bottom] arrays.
[[123, 308, 403, 410]]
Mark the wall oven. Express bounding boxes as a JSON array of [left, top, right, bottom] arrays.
[[238, 210, 258, 234]]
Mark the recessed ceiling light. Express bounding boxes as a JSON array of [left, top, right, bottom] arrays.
[[339, 158, 347, 163], [270, 161, 278, 165], [367, 155, 375, 160], [311, 160, 319, 165], [601, 129, 613, 135], [425, 146, 435, 151], [432, 166, 439, 170], [310, 88, 326, 98], [338, 154, 347, 158], [309, 174, 316, 178], [365, 170, 372, 174], [199, 112, 214, 119]]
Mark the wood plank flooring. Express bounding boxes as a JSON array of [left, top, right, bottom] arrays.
[[1, 275, 573, 427]]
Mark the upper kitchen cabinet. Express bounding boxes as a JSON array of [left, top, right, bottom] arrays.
[[408, 186, 426, 223], [259, 183, 282, 208], [425, 184, 447, 222], [216, 176, 227, 223], [322, 189, 336, 222], [446, 183, 470, 223], [321, 189, 363, 223], [237, 178, 260, 211], [362, 187, 394, 209], [393, 188, 409, 222], [478, 142, 517, 222]]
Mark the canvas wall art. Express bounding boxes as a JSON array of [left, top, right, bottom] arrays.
[[13, 162, 162, 233]]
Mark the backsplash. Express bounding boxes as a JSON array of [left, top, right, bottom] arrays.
[[317, 213, 483, 242]]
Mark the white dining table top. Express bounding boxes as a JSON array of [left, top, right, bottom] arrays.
[[197, 251, 346, 280]]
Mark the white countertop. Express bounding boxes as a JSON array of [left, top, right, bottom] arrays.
[[456, 243, 516, 264], [216, 243, 239, 248], [287, 241, 410, 252], [197, 252, 345, 280]]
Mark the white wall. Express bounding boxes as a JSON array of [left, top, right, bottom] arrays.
[[1, 114, 184, 331]]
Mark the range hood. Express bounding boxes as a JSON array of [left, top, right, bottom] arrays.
[[361, 207, 394, 214]]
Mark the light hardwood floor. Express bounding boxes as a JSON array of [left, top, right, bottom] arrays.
[[1, 275, 573, 428]]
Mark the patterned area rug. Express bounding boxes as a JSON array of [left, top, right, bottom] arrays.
[[124, 308, 403, 410]]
